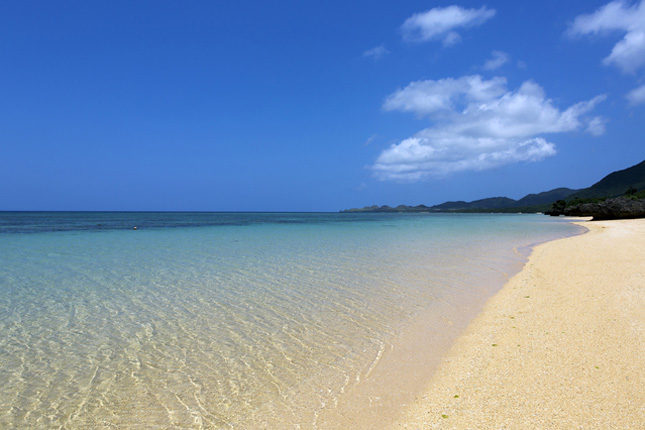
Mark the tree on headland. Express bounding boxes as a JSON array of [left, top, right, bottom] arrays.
[[625, 186, 638, 197]]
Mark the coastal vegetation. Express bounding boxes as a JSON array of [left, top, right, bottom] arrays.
[[545, 160, 645, 219], [343, 159, 645, 220]]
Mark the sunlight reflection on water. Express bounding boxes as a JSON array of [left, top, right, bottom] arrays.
[[0, 212, 583, 428]]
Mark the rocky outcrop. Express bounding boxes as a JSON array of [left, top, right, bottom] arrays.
[[564, 197, 645, 220]]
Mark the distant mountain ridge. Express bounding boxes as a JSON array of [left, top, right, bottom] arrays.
[[431, 197, 517, 211], [342, 187, 579, 213], [342, 159, 645, 213], [431, 188, 579, 211]]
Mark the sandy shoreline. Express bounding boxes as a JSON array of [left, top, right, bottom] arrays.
[[390, 219, 645, 429]]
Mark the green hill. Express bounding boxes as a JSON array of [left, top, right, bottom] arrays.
[[343, 189, 578, 213], [431, 197, 516, 210], [516, 188, 579, 206], [341, 159, 645, 214], [568, 159, 645, 200], [421, 189, 579, 212]]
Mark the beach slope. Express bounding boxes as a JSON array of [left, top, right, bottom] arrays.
[[393, 219, 645, 429]]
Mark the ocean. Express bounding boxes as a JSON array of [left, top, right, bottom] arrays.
[[0, 212, 583, 429]]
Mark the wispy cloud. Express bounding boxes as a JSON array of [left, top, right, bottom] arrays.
[[483, 50, 509, 70], [568, 0, 645, 74], [363, 133, 379, 146], [372, 76, 606, 182], [627, 84, 645, 105], [355, 182, 368, 191], [363, 45, 389, 61], [401, 5, 496, 47], [585, 116, 608, 135]]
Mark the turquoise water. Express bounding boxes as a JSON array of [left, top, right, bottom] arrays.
[[0, 212, 583, 428]]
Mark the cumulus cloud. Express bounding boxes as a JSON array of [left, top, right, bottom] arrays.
[[626, 83, 645, 104], [483, 50, 509, 70], [372, 76, 606, 182], [383, 75, 507, 116], [401, 5, 496, 46], [568, 0, 645, 74], [363, 45, 389, 60]]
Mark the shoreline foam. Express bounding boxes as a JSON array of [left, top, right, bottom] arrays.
[[390, 218, 645, 429]]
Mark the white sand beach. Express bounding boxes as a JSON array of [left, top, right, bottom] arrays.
[[391, 219, 645, 429]]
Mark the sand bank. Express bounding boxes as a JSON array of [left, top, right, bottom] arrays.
[[391, 219, 645, 429]]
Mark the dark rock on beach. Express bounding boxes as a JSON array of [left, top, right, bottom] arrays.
[[563, 196, 645, 220]]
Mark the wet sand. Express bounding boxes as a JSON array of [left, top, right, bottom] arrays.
[[391, 219, 645, 429]]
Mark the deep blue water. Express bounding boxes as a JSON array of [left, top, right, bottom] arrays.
[[0, 211, 410, 234]]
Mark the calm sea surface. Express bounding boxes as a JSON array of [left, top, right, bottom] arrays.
[[0, 212, 583, 429]]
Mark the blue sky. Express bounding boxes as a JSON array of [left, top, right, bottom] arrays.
[[2, 0, 644, 211]]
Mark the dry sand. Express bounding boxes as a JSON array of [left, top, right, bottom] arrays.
[[391, 219, 645, 429]]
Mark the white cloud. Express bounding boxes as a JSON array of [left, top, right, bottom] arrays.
[[442, 31, 462, 47], [372, 76, 606, 182], [383, 75, 507, 116], [626, 83, 645, 104], [401, 5, 496, 46], [363, 45, 389, 60], [568, 0, 645, 74], [483, 50, 509, 70], [586, 116, 608, 135]]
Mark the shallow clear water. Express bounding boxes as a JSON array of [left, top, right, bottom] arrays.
[[0, 212, 583, 428]]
